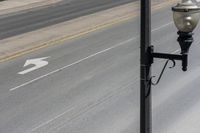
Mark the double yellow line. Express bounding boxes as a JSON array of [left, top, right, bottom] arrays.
[[0, 1, 176, 63]]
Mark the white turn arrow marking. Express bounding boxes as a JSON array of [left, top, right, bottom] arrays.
[[18, 57, 50, 75]]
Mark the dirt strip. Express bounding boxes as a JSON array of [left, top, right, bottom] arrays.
[[0, 0, 178, 62]]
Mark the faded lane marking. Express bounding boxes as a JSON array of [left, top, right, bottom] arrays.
[[29, 107, 74, 133], [29, 81, 137, 132]]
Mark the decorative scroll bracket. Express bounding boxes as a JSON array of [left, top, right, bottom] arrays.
[[151, 59, 176, 85], [147, 45, 189, 86]]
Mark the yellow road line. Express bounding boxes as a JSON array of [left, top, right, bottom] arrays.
[[0, 14, 136, 63], [0, 1, 175, 63]]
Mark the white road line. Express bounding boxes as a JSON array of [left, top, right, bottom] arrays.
[[10, 38, 135, 91], [172, 49, 180, 54], [152, 22, 173, 32], [8, 21, 174, 132], [29, 107, 74, 133], [10, 21, 173, 91]]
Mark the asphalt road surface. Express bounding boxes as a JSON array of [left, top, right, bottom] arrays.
[[0, 0, 134, 39], [1, 3, 200, 133]]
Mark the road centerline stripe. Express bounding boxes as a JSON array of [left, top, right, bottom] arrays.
[[0, 0, 175, 63]]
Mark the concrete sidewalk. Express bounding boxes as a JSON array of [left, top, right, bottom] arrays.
[[0, 0, 62, 15]]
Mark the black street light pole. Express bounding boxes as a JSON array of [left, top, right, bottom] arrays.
[[140, 0, 200, 133], [140, 0, 151, 133]]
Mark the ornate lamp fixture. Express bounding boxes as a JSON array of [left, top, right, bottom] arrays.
[[140, 1, 200, 133], [149, 0, 200, 85]]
